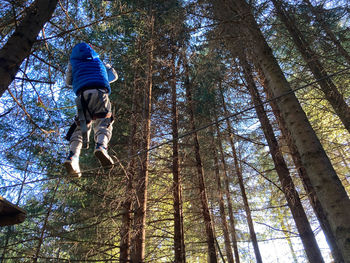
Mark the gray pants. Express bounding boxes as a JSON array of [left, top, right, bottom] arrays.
[[70, 89, 113, 156]]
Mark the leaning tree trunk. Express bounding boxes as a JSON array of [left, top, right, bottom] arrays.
[[0, 0, 58, 97], [185, 62, 217, 263], [211, 0, 350, 260], [169, 52, 186, 263], [215, 117, 241, 263], [271, 0, 350, 134], [217, 84, 241, 263], [240, 54, 324, 263], [219, 85, 262, 263], [303, 0, 350, 66], [209, 124, 235, 263], [131, 11, 154, 262], [258, 68, 345, 263]]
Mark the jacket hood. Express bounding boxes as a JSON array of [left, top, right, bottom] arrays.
[[70, 43, 99, 60]]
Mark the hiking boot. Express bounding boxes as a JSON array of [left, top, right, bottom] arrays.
[[63, 151, 81, 177], [94, 143, 114, 167]]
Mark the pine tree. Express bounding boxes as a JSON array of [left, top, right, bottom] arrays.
[[240, 52, 324, 262], [271, 0, 350, 134], [210, 0, 350, 260], [184, 58, 218, 263], [0, 0, 58, 97]]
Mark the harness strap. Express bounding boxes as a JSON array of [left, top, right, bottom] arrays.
[[65, 122, 77, 141], [75, 96, 89, 149]]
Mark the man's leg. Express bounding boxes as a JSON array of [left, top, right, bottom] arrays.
[[64, 123, 91, 176], [93, 117, 114, 167]]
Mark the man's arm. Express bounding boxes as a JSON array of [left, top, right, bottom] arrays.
[[105, 64, 118, 83], [65, 62, 73, 87]]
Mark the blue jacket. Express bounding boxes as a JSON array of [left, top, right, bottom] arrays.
[[70, 43, 111, 95]]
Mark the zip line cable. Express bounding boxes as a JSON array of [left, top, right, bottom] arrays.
[[0, 66, 349, 191]]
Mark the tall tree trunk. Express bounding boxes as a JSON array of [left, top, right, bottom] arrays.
[[215, 117, 241, 263], [271, 0, 350, 133], [217, 84, 241, 263], [240, 54, 324, 263], [119, 146, 133, 263], [232, 138, 263, 263], [120, 72, 139, 263], [184, 61, 217, 263], [219, 85, 263, 263], [258, 68, 345, 263], [0, 0, 58, 97], [131, 10, 154, 262], [209, 125, 235, 263], [211, 1, 350, 260], [303, 0, 350, 66], [169, 53, 186, 263]]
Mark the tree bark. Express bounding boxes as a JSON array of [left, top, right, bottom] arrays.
[[271, 0, 350, 134], [211, 0, 350, 260], [0, 0, 58, 97], [119, 150, 133, 263], [240, 54, 324, 263], [185, 61, 217, 263], [258, 68, 345, 263]]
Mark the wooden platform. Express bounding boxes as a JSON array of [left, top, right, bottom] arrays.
[[0, 196, 26, 226]]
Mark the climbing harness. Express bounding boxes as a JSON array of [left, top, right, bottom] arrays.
[[66, 88, 113, 148]]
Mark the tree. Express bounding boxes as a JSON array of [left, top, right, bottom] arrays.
[[218, 81, 263, 263], [185, 58, 218, 263], [131, 8, 155, 262], [0, 0, 58, 97], [258, 68, 345, 262], [209, 124, 235, 263], [302, 0, 350, 66], [240, 52, 324, 262], [1, 0, 350, 261], [271, 0, 350, 134], [215, 116, 241, 263], [170, 52, 186, 263], [210, 0, 350, 260]]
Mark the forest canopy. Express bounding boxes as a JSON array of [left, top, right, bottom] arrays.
[[1, 0, 350, 262]]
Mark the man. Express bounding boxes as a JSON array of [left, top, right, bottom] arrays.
[[63, 42, 118, 176]]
